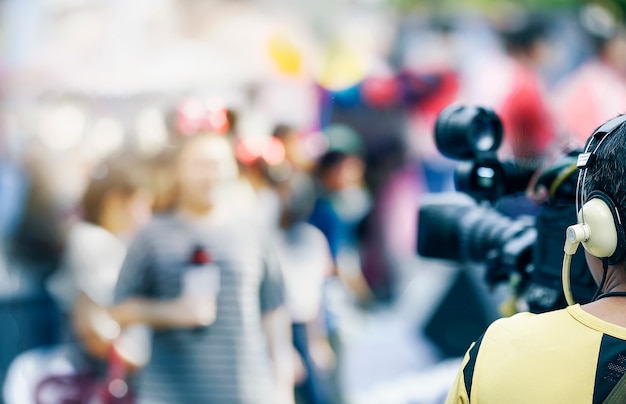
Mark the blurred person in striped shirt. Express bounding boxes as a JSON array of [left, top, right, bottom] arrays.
[[109, 133, 294, 404]]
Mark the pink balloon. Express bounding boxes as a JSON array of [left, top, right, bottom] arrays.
[[361, 76, 399, 108]]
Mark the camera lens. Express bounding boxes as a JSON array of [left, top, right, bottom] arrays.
[[476, 166, 496, 188], [435, 105, 503, 160], [417, 197, 534, 266], [471, 116, 497, 152], [454, 160, 506, 202]]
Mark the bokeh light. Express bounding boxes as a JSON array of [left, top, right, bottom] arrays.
[[134, 107, 169, 157], [86, 117, 125, 160], [37, 104, 86, 151]]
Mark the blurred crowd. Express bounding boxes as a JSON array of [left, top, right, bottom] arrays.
[[1, 0, 626, 403]]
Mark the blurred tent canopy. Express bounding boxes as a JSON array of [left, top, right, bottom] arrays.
[[1, 0, 624, 161], [2, 0, 304, 96]]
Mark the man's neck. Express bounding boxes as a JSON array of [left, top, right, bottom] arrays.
[[177, 199, 214, 219], [99, 208, 126, 237], [582, 297, 626, 329]]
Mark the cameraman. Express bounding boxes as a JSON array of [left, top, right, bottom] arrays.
[[446, 115, 626, 403]]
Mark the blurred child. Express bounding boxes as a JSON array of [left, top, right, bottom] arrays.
[[47, 158, 154, 361], [4, 158, 153, 403]]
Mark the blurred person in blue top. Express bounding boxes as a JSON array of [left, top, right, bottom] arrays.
[[308, 147, 372, 302], [0, 156, 29, 241]]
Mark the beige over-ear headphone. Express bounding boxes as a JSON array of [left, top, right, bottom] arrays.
[[562, 115, 626, 305]]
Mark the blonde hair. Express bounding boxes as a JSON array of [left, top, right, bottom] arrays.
[[151, 133, 237, 213]]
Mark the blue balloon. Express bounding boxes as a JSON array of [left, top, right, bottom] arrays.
[[332, 85, 362, 108]]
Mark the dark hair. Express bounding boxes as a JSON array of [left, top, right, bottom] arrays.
[[81, 161, 147, 225], [498, 14, 548, 54], [280, 172, 316, 226], [272, 124, 295, 140], [315, 150, 349, 178], [583, 116, 626, 220]]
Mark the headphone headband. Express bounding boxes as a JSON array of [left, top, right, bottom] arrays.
[[592, 115, 626, 139], [577, 115, 626, 169], [577, 115, 626, 215]]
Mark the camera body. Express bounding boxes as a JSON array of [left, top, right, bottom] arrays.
[[418, 105, 596, 313]]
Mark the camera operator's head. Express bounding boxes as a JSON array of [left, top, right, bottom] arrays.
[[567, 114, 626, 301]]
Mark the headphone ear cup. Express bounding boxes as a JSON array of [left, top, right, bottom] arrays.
[[579, 191, 626, 264]]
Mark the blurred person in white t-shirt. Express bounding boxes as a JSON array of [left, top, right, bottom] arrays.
[[274, 172, 335, 404]]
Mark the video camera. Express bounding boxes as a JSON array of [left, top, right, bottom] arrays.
[[417, 105, 596, 313]]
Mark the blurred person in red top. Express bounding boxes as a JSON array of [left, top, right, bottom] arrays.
[[553, 5, 626, 146], [495, 13, 557, 166], [403, 20, 461, 193]]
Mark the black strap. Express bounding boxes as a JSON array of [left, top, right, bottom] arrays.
[[594, 292, 626, 300], [591, 260, 610, 301], [604, 369, 626, 404]]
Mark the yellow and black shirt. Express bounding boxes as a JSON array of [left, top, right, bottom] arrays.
[[446, 304, 626, 404]]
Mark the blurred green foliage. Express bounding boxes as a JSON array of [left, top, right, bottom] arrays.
[[386, 0, 626, 20]]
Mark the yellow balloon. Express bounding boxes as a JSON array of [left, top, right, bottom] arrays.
[[316, 40, 368, 91], [268, 32, 302, 76]]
